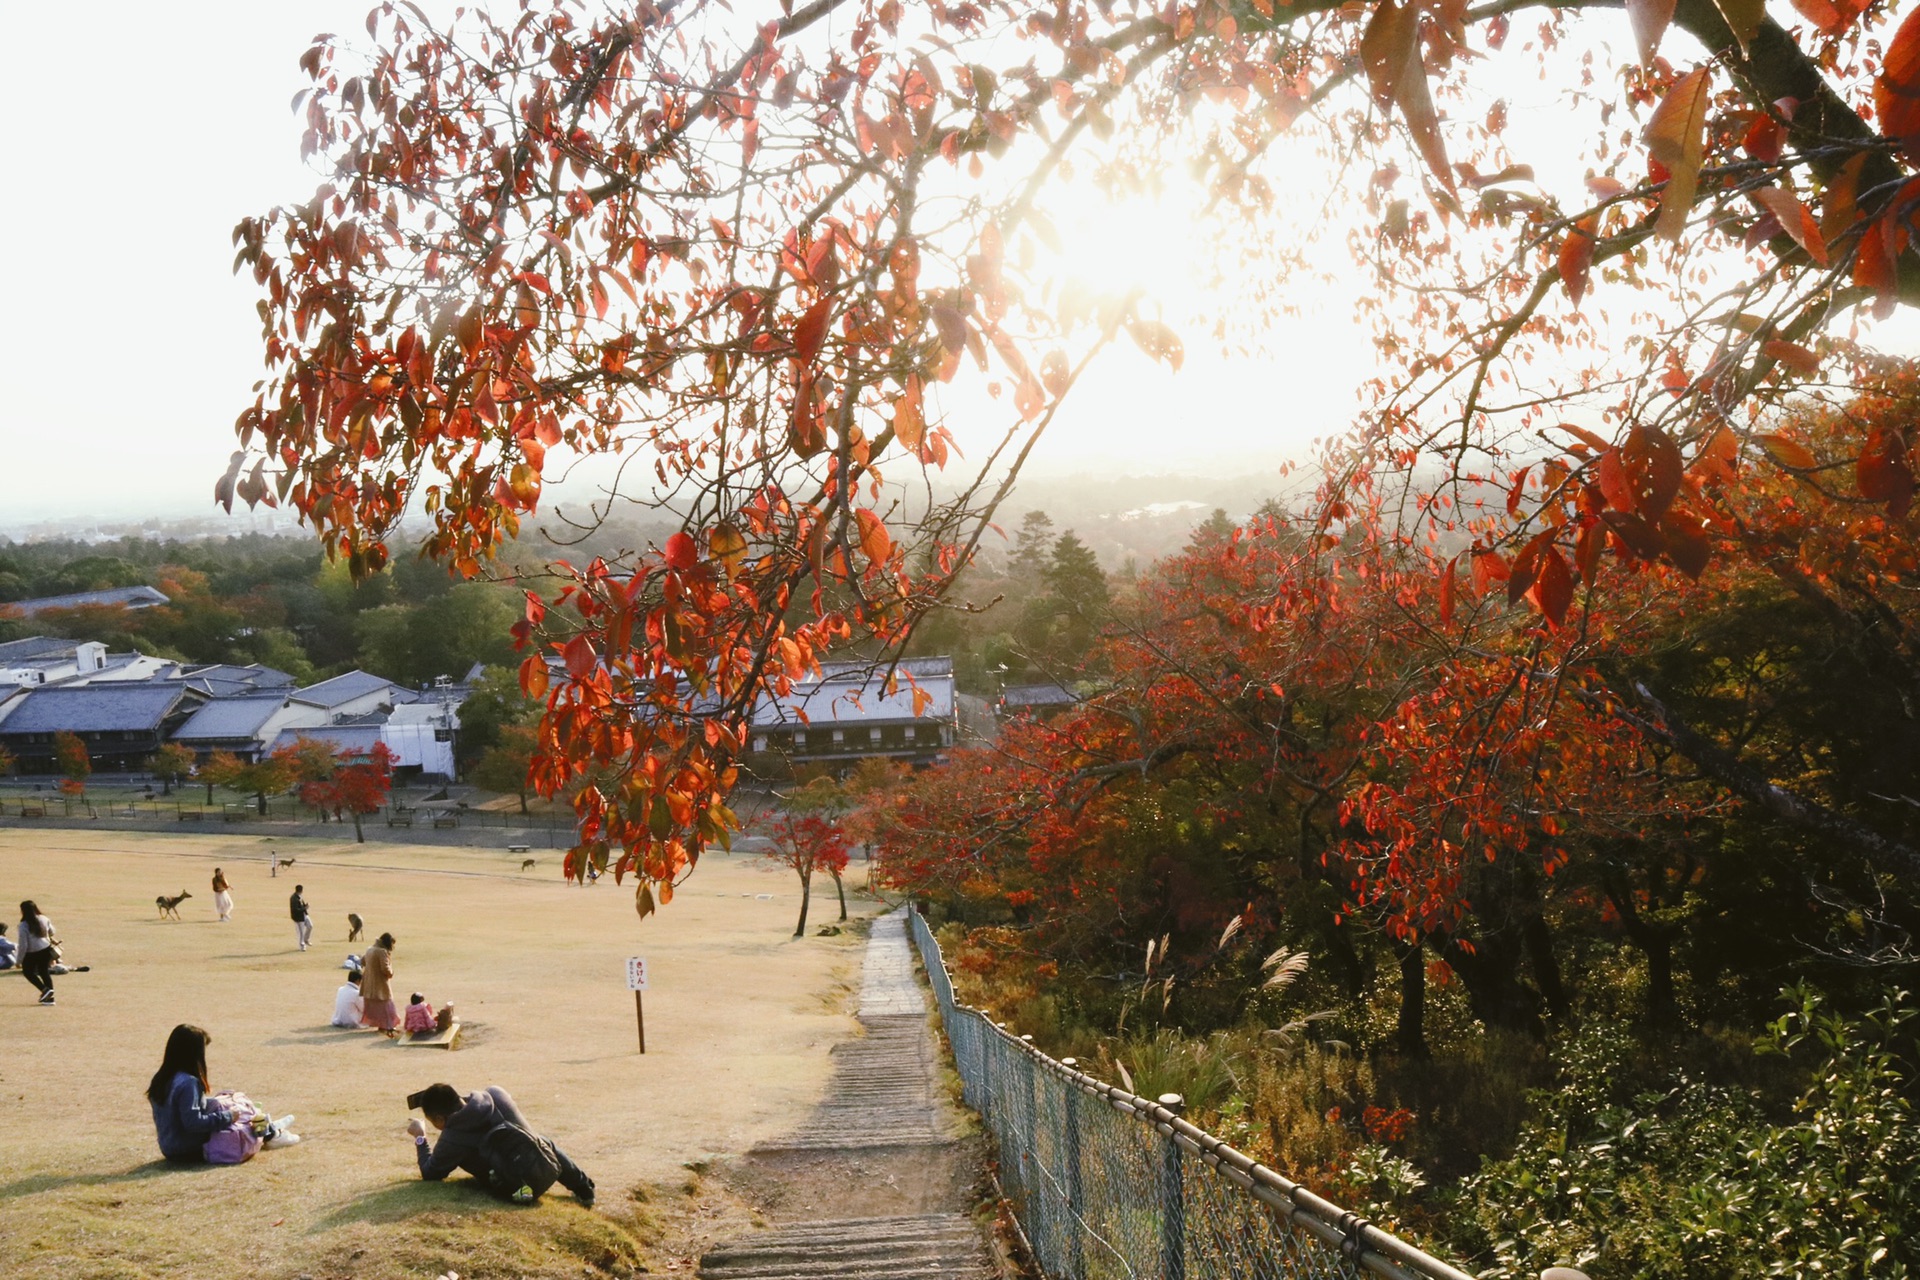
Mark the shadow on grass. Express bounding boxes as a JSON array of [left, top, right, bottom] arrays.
[[0, 1160, 209, 1199], [309, 1177, 497, 1230]]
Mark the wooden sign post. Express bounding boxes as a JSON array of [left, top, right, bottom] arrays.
[[626, 956, 649, 1054]]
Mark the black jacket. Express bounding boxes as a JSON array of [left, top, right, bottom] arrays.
[[415, 1087, 530, 1181], [288, 892, 309, 922]]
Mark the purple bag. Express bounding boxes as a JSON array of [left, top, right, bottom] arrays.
[[205, 1122, 263, 1165]]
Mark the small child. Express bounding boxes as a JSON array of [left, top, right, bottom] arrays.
[[402, 992, 438, 1035], [0, 923, 15, 970]]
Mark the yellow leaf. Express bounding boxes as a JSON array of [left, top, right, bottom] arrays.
[[1643, 67, 1711, 243]]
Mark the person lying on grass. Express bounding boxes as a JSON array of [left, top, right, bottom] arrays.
[[404, 1082, 595, 1207]]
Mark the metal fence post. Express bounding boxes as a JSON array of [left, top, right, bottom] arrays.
[[1158, 1093, 1187, 1280], [1060, 1058, 1088, 1280]]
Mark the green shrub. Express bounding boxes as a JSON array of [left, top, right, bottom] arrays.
[[1444, 985, 1920, 1280]]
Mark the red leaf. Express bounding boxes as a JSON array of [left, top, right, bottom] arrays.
[[1530, 546, 1575, 626], [1791, 0, 1866, 34], [1878, 4, 1920, 158], [1621, 426, 1684, 518], [1858, 428, 1916, 517], [664, 531, 698, 571], [1559, 215, 1599, 307], [519, 654, 549, 700], [1750, 187, 1828, 264], [794, 297, 832, 363], [1575, 522, 1602, 586], [563, 634, 596, 678], [1439, 557, 1457, 629], [1602, 511, 1666, 561], [1507, 533, 1550, 605], [1625, 0, 1676, 64], [1660, 509, 1713, 578], [1597, 447, 1631, 511]]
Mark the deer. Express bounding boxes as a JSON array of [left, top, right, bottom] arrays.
[[347, 912, 364, 942], [156, 890, 193, 920], [521, 858, 537, 872], [276, 856, 297, 872]]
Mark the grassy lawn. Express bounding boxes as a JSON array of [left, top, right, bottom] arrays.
[[0, 829, 879, 1279]]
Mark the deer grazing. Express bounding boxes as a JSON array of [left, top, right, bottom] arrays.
[[347, 912, 364, 941], [156, 890, 193, 919]]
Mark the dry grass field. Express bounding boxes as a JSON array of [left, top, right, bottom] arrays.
[[0, 828, 881, 1279]]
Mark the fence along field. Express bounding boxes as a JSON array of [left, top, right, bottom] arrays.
[[908, 907, 1480, 1280]]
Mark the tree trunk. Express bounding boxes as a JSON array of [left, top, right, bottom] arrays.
[[1437, 932, 1544, 1038], [352, 809, 366, 843], [517, 789, 529, 816], [204, 781, 214, 805], [794, 868, 812, 938], [255, 791, 268, 816], [161, 776, 173, 796], [1395, 937, 1429, 1059], [832, 869, 847, 921], [1604, 877, 1681, 1031], [1523, 913, 1571, 1023]]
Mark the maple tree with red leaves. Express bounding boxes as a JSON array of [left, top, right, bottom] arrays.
[[763, 811, 853, 937], [229, 0, 1920, 921], [278, 737, 398, 843]]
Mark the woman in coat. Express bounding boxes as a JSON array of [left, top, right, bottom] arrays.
[[211, 868, 233, 922], [17, 899, 58, 1005], [359, 932, 400, 1036]]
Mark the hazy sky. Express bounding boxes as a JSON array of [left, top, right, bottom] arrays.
[[0, 1, 1386, 531]]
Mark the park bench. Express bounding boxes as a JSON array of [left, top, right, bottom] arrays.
[[386, 811, 414, 827], [401, 1021, 462, 1050], [176, 809, 203, 821], [222, 808, 250, 823], [507, 842, 531, 854], [431, 812, 458, 829], [19, 803, 45, 818]]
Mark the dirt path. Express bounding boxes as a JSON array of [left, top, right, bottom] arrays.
[[695, 910, 997, 1280]]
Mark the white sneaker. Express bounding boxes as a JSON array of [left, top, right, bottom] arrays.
[[265, 1131, 302, 1147]]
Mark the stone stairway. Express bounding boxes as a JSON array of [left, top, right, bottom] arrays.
[[699, 910, 995, 1280]]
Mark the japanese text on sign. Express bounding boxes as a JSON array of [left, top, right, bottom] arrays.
[[626, 956, 649, 991]]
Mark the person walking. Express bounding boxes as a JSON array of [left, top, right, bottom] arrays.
[[359, 932, 400, 1037], [289, 885, 313, 951], [211, 868, 233, 922], [17, 899, 59, 1005]]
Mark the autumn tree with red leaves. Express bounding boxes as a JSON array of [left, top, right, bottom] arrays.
[[230, 0, 1920, 924], [765, 811, 853, 937], [53, 731, 89, 800]]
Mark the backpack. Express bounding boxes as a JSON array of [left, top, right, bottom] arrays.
[[481, 1122, 560, 1201]]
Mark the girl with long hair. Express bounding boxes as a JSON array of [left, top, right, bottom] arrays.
[[147, 1024, 297, 1161], [17, 899, 57, 1005]]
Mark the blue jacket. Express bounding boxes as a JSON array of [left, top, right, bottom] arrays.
[[152, 1072, 232, 1161]]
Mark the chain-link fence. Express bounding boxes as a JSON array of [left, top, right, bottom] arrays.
[[908, 906, 1475, 1280]]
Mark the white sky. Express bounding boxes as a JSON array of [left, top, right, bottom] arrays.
[[0, 1, 1373, 530], [3, 1, 1910, 531]]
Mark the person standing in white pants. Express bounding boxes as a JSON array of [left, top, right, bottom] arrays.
[[212, 868, 233, 922], [289, 886, 313, 951]]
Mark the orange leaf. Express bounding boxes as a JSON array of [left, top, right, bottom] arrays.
[[1642, 68, 1711, 242], [1790, 0, 1866, 34], [1660, 509, 1713, 578], [893, 376, 925, 449], [519, 653, 549, 700], [1756, 433, 1818, 470], [1711, 0, 1765, 55], [1360, 0, 1417, 111], [1761, 340, 1821, 375], [1439, 557, 1457, 628], [1574, 522, 1602, 586], [1750, 187, 1827, 264], [855, 509, 892, 565]]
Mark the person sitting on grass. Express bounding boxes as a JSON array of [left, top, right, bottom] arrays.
[[403, 992, 438, 1035], [332, 971, 364, 1028], [0, 923, 14, 970], [404, 1082, 595, 1207], [148, 1024, 297, 1162]]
